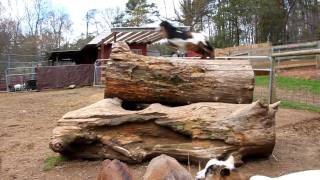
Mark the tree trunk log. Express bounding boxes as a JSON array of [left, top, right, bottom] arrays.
[[50, 98, 279, 165], [105, 42, 254, 105]]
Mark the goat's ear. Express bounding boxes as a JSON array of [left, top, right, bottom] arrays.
[[225, 155, 235, 165], [220, 168, 231, 177]]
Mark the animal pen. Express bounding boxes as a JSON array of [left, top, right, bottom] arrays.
[[0, 54, 43, 91], [0, 53, 94, 91]]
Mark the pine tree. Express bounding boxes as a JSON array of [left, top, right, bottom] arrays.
[[125, 0, 159, 26]]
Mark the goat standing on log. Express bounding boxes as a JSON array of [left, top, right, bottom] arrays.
[[159, 21, 215, 59]]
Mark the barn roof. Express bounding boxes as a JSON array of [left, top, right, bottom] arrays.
[[89, 26, 190, 45]]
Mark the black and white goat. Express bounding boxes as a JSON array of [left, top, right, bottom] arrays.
[[196, 155, 245, 180], [159, 21, 215, 59]]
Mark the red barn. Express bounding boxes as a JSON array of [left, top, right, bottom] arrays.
[[96, 27, 164, 59]]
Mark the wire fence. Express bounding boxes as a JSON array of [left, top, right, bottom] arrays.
[[254, 58, 320, 107], [253, 43, 320, 108], [0, 54, 45, 91]]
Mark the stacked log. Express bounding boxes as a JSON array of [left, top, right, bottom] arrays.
[[49, 42, 278, 168], [50, 98, 279, 165], [105, 42, 255, 105]]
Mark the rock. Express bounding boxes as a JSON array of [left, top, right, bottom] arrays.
[[68, 84, 76, 89], [97, 159, 133, 180], [143, 154, 192, 180]]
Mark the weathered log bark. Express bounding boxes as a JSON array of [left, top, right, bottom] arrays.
[[105, 42, 254, 105], [50, 98, 279, 165]]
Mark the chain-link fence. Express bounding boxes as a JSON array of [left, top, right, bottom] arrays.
[[0, 54, 46, 91], [217, 48, 320, 110], [253, 42, 320, 109]]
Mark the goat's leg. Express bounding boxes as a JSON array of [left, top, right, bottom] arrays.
[[195, 42, 208, 59], [202, 45, 215, 59]]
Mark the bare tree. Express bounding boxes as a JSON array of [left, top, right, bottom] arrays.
[[24, 0, 49, 36], [47, 10, 72, 48], [85, 9, 98, 38], [99, 7, 123, 29], [173, 0, 212, 31]]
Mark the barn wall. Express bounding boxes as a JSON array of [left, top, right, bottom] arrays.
[[99, 44, 112, 59], [77, 48, 98, 64], [36, 64, 94, 90], [98, 43, 147, 59], [186, 51, 201, 57], [129, 43, 147, 55], [0, 73, 6, 91]]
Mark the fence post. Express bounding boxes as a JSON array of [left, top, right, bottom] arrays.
[[93, 61, 97, 86], [316, 41, 320, 69], [6, 54, 11, 91], [268, 56, 276, 104], [8, 54, 11, 69], [5, 69, 9, 92]]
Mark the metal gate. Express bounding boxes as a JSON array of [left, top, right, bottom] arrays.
[[93, 59, 109, 87], [0, 54, 44, 92], [5, 66, 37, 91]]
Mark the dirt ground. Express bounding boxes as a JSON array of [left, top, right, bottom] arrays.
[[0, 87, 319, 180]]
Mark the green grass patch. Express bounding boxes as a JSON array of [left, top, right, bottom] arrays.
[[255, 76, 320, 94], [280, 100, 320, 113], [43, 155, 67, 171]]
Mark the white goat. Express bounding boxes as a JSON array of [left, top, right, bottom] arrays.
[[14, 84, 24, 91], [250, 170, 320, 180], [196, 156, 320, 180]]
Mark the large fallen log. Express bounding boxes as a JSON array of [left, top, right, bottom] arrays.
[[105, 42, 254, 105], [50, 98, 279, 165]]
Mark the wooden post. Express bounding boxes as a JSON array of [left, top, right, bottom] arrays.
[[113, 32, 117, 43], [100, 44, 106, 59]]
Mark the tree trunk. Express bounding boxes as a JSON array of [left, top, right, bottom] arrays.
[[50, 98, 279, 165], [105, 42, 254, 105]]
